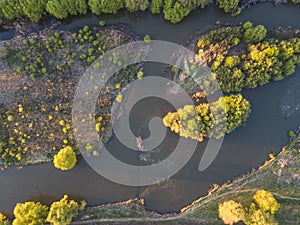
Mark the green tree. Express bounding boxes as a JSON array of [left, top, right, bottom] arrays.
[[88, 0, 124, 15], [20, 0, 47, 22], [0, 213, 9, 225], [253, 190, 280, 215], [46, 195, 85, 225], [218, 200, 245, 225], [53, 146, 77, 170], [0, 0, 23, 20], [46, 0, 87, 19], [12, 202, 49, 225], [125, 0, 149, 12], [150, 0, 163, 14], [163, 0, 191, 23], [243, 25, 267, 43], [46, 0, 68, 19], [216, 0, 239, 13]]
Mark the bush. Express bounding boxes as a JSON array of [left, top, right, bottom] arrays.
[[47, 195, 85, 225], [143, 34, 151, 43], [243, 24, 267, 43], [99, 20, 106, 26], [0, 213, 9, 225], [218, 200, 245, 225], [253, 190, 280, 215], [12, 202, 49, 225], [53, 146, 77, 170]]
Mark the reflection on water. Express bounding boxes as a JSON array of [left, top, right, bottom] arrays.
[[280, 76, 300, 118]]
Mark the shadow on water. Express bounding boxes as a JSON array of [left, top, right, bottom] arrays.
[[1, 2, 300, 216]]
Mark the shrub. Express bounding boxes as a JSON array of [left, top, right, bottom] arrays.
[[47, 195, 85, 225], [219, 200, 245, 225], [12, 202, 48, 225], [53, 146, 77, 170]]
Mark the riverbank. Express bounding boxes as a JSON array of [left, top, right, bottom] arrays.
[[72, 128, 300, 224]]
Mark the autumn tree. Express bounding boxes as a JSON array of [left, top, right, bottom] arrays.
[[245, 203, 278, 225], [12, 202, 49, 225], [46, 195, 86, 225], [88, 0, 124, 15], [53, 146, 77, 170], [253, 190, 280, 215], [218, 200, 245, 225], [163, 94, 251, 141], [0, 213, 9, 225]]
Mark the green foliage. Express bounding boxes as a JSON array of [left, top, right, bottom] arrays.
[[0, 0, 23, 20], [53, 146, 77, 170], [216, 0, 240, 15], [163, 94, 251, 141], [46, 0, 87, 19], [218, 200, 245, 225], [150, 0, 163, 14], [196, 25, 300, 93], [143, 34, 152, 43], [21, 0, 47, 22], [46, 0, 68, 19], [125, 0, 149, 12], [163, 0, 190, 23], [99, 20, 106, 26], [243, 24, 267, 43], [46, 195, 85, 225], [12, 202, 49, 225], [88, 0, 124, 15], [0, 213, 9, 225]]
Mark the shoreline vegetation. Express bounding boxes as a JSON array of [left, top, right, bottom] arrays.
[[2, 127, 292, 225], [0, 0, 299, 29], [0, 2, 300, 224]]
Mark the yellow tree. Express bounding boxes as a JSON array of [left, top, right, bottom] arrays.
[[46, 195, 85, 225], [253, 190, 280, 214], [0, 213, 9, 225], [53, 146, 77, 170], [218, 200, 245, 225], [12, 202, 49, 225], [245, 203, 278, 225]]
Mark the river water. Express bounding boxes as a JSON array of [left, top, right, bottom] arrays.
[[1, 2, 300, 216]]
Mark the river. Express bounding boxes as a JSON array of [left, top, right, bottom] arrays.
[[1, 2, 300, 216]]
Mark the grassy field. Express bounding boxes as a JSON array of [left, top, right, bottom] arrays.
[[73, 131, 300, 225]]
